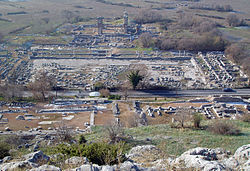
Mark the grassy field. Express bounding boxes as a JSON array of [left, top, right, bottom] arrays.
[[86, 120, 250, 157]]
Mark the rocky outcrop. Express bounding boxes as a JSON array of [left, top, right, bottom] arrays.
[[0, 161, 35, 171], [30, 164, 61, 171], [127, 145, 160, 159], [233, 144, 250, 164], [171, 147, 227, 170], [171, 145, 250, 171], [24, 151, 50, 164], [0, 144, 249, 171], [0, 151, 50, 170], [223, 144, 250, 170], [71, 164, 102, 171], [65, 156, 89, 165]]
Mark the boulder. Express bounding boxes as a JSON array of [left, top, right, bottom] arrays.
[[127, 145, 159, 159], [223, 157, 239, 169], [3, 156, 12, 163], [203, 161, 226, 171], [5, 127, 11, 131], [30, 164, 61, 171], [233, 144, 250, 164], [71, 164, 101, 171], [24, 151, 50, 164], [33, 144, 39, 152], [239, 160, 250, 170], [119, 161, 140, 171], [0, 161, 34, 170], [171, 147, 227, 170], [101, 165, 116, 171], [65, 156, 88, 165]]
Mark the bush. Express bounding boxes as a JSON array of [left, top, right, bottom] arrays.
[[226, 14, 245, 27], [78, 135, 87, 144], [51, 142, 126, 165], [99, 89, 110, 98], [208, 121, 241, 135], [193, 113, 203, 128], [105, 120, 124, 143], [4, 135, 26, 148], [242, 114, 250, 123], [0, 143, 10, 159], [56, 124, 74, 143]]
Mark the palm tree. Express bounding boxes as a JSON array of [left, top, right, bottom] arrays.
[[127, 70, 144, 90]]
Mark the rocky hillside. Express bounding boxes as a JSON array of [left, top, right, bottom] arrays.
[[0, 144, 249, 170]]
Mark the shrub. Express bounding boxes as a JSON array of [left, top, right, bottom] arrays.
[[193, 113, 203, 128], [99, 89, 110, 98], [242, 114, 250, 123], [105, 120, 124, 143], [173, 108, 192, 128], [208, 121, 241, 135], [78, 135, 87, 144], [56, 124, 74, 143], [4, 135, 26, 148], [51, 142, 126, 165], [0, 143, 10, 159]]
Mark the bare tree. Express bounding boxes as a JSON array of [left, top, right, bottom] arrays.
[[99, 88, 110, 97], [225, 43, 247, 64], [0, 83, 23, 100], [226, 14, 244, 27], [119, 80, 130, 100], [0, 73, 24, 100], [138, 33, 154, 48], [134, 9, 162, 24], [105, 119, 124, 144], [55, 123, 74, 143], [173, 108, 193, 128], [28, 70, 55, 101]]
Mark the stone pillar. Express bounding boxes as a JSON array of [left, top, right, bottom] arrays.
[[123, 11, 128, 33], [97, 17, 104, 35]]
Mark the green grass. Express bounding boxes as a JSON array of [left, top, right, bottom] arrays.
[[85, 120, 250, 157]]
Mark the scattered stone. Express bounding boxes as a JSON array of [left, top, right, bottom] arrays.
[[16, 115, 25, 120], [72, 164, 102, 171], [120, 161, 140, 171], [30, 164, 61, 171], [0, 161, 33, 170], [101, 165, 116, 171], [5, 127, 11, 131], [65, 156, 88, 165], [33, 144, 39, 152], [3, 156, 12, 163]]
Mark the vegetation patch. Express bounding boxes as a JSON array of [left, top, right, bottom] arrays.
[[208, 121, 241, 135], [0, 142, 10, 159], [46, 142, 126, 166]]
